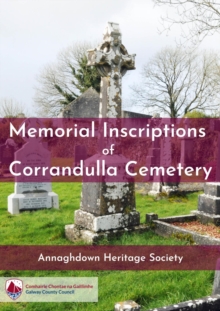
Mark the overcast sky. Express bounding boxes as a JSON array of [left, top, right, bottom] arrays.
[[0, 0, 219, 116]]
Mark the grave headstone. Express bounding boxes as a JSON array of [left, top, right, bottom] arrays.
[[148, 118, 178, 196], [160, 119, 179, 194], [213, 258, 220, 295], [8, 118, 59, 214], [42, 141, 48, 150], [191, 183, 220, 225], [211, 119, 220, 181], [59, 84, 152, 119], [198, 183, 220, 215], [146, 115, 161, 181], [74, 145, 88, 166], [5, 138, 18, 149], [194, 120, 220, 223], [147, 115, 162, 196], [0, 144, 14, 166], [180, 118, 195, 167], [65, 22, 141, 243], [148, 182, 162, 196]]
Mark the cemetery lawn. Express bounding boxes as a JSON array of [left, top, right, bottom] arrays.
[[0, 183, 201, 245], [0, 183, 213, 311]]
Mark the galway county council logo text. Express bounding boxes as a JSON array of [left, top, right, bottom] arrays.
[[5, 279, 23, 300]]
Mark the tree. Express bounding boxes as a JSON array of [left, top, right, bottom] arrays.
[[34, 42, 101, 117], [184, 110, 209, 118], [73, 55, 101, 93], [0, 99, 28, 118], [131, 47, 220, 117], [152, 0, 220, 42]]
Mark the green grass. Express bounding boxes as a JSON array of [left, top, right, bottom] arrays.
[[0, 183, 82, 245], [0, 183, 213, 311], [136, 191, 200, 223], [0, 270, 214, 311], [0, 183, 201, 245]]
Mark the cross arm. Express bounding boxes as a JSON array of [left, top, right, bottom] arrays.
[[87, 49, 107, 66], [121, 54, 136, 70]]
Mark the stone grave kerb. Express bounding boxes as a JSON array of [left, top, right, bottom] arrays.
[[65, 22, 143, 244]]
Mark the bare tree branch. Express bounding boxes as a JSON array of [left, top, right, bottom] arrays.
[[130, 47, 220, 117], [0, 99, 28, 118], [153, 0, 220, 43]]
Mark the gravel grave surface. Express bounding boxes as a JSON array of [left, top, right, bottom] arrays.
[[172, 221, 220, 239]]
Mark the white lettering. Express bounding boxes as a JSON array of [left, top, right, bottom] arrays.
[[9, 161, 21, 176], [10, 122, 25, 137]]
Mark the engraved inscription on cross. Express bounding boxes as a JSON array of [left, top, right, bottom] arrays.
[[87, 22, 136, 118]]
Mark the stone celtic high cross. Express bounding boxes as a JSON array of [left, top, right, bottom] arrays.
[[65, 22, 140, 244], [87, 22, 136, 117]]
